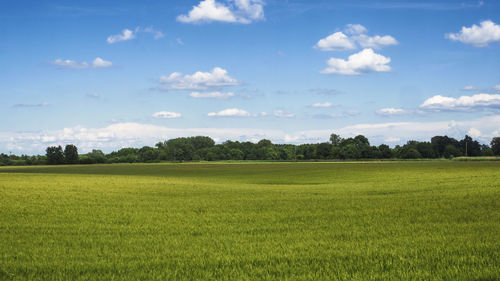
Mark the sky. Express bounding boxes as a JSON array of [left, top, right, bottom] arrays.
[[1, 0, 500, 154]]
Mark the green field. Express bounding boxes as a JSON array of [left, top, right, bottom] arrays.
[[1, 162, 499, 280]]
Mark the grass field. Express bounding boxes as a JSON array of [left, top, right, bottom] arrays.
[[0, 162, 499, 280]]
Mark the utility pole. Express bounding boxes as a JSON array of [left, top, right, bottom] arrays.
[[465, 141, 468, 157]]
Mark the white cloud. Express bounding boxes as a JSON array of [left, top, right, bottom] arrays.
[[376, 107, 408, 115], [107, 29, 135, 44], [159, 67, 238, 91], [312, 102, 333, 108], [143, 27, 164, 39], [315, 24, 397, 51], [315, 32, 356, 51], [321, 48, 391, 75], [92, 57, 112, 68], [384, 137, 401, 143], [177, 0, 264, 24], [190, 91, 235, 99], [344, 24, 368, 35], [354, 34, 398, 49], [208, 108, 251, 117], [461, 85, 478, 91], [152, 111, 182, 119], [420, 93, 500, 111], [107, 27, 164, 44], [274, 110, 295, 118], [446, 20, 500, 47], [3, 115, 500, 154], [493, 85, 500, 91], [51, 58, 112, 69], [468, 128, 481, 138], [51, 59, 89, 69]]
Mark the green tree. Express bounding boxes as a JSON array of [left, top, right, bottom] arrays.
[[329, 133, 342, 146], [443, 144, 462, 158], [64, 144, 79, 164], [46, 146, 64, 165], [490, 137, 500, 156]]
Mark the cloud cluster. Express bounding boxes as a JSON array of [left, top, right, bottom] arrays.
[[190, 91, 235, 99], [6, 114, 500, 154], [158, 67, 239, 91], [311, 102, 333, 108], [315, 24, 398, 51], [51, 57, 112, 69], [420, 93, 500, 111], [446, 20, 500, 47], [107, 27, 164, 44], [152, 111, 182, 119], [207, 108, 251, 117], [177, 0, 264, 24], [376, 107, 408, 115], [321, 48, 391, 75]]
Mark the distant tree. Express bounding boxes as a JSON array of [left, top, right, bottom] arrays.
[[415, 142, 435, 158], [459, 135, 481, 156], [316, 142, 333, 159], [138, 146, 159, 162], [329, 133, 342, 146], [64, 144, 79, 164], [431, 136, 460, 158], [46, 146, 64, 165], [399, 146, 422, 159], [443, 144, 462, 159], [378, 144, 393, 159], [491, 137, 500, 156]]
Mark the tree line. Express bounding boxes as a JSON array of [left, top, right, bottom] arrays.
[[1, 134, 500, 166]]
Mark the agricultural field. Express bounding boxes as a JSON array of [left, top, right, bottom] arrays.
[[0, 162, 499, 280]]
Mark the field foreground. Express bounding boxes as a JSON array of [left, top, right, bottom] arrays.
[[0, 162, 499, 280]]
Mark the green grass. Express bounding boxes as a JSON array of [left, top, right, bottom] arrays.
[[0, 162, 499, 280]]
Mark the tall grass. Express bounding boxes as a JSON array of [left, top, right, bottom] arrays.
[[1, 162, 499, 280]]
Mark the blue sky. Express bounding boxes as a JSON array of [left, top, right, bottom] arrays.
[[1, 0, 500, 153]]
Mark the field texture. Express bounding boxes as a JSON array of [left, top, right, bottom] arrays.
[[0, 162, 499, 280]]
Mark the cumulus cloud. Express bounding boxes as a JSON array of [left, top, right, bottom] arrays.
[[50, 58, 112, 69], [493, 85, 500, 91], [315, 24, 398, 51], [344, 24, 368, 35], [321, 48, 391, 75], [4, 115, 500, 154], [311, 102, 333, 108], [468, 128, 482, 138], [420, 93, 500, 111], [92, 57, 112, 68], [355, 34, 398, 49], [446, 20, 500, 47], [107, 27, 164, 44], [107, 29, 135, 44], [190, 91, 235, 99], [177, 0, 264, 24], [152, 111, 182, 119], [208, 108, 251, 117], [158, 67, 238, 91], [315, 32, 356, 51], [376, 107, 408, 115]]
